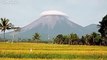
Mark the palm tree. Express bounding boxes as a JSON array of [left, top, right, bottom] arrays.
[[98, 15, 107, 38], [0, 18, 12, 41], [32, 33, 40, 41], [98, 15, 107, 45]]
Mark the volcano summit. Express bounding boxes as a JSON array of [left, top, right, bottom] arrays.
[[17, 10, 84, 40], [5, 10, 98, 40]]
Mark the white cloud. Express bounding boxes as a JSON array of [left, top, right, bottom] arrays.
[[0, 0, 18, 5], [40, 10, 67, 16], [66, 0, 100, 6]]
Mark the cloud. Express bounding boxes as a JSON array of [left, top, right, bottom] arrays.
[[0, 0, 18, 5], [40, 10, 67, 16], [66, 0, 100, 6]]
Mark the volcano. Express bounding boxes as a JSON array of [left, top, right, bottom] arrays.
[[4, 10, 98, 40], [17, 11, 84, 40]]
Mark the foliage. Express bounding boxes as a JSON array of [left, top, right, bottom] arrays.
[[0, 18, 20, 42], [84, 32, 102, 45], [98, 15, 107, 45], [54, 34, 64, 44], [54, 32, 104, 45], [32, 33, 40, 41], [0, 18, 12, 40], [98, 15, 107, 38]]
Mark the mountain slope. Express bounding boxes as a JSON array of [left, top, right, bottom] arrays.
[[84, 24, 98, 34], [18, 15, 84, 40], [2, 15, 98, 41]]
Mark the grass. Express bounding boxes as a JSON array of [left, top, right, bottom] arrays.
[[0, 42, 107, 60]]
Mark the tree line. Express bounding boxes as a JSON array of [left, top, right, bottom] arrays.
[[53, 32, 104, 45], [54, 15, 107, 46], [29, 14, 107, 45], [31, 32, 106, 45], [0, 14, 107, 45]]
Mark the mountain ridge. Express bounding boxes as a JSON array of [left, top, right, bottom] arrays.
[[1, 15, 98, 41]]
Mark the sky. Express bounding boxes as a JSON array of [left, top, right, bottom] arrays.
[[0, 0, 107, 27]]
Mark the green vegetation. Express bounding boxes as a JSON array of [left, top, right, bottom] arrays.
[[98, 15, 107, 45], [54, 32, 103, 45], [32, 33, 40, 41], [98, 15, 107, 38], [53, 14, 107, 46], [0, 18, 12, 40], [0, 18, 20, 42], [0, 11, 107, 60]]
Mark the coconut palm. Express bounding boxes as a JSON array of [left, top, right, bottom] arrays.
[[32, 33, 40, 41], [98, 15, 107, 38], [98, 15, 107, 45], [0, 18, 13, 40]]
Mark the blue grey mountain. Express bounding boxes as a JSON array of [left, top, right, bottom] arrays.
[[3, 11, 98, 40]]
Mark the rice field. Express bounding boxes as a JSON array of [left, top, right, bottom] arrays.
[[0, 42, 107, 60]]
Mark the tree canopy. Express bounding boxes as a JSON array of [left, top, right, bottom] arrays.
[[98, 15, 107, 38]]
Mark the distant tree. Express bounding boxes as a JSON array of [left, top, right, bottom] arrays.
[[54, 33, 103, 45], [94, 34, 102, 45], [0, 18, 13, 41], [69, 33, 79, 45], [54, 34, 64, 44], [90, 32, 101, 45], [90, 32, 97, 45], [63, 35, 69, 44], [84, 34, 91, 45], [80, 36, 86, 45], [83, 32, 102, 45], [32, 33, 40, 41], [54, 33, 80, 45]]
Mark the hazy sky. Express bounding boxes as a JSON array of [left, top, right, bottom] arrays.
[[0, 0, 107, 27]]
